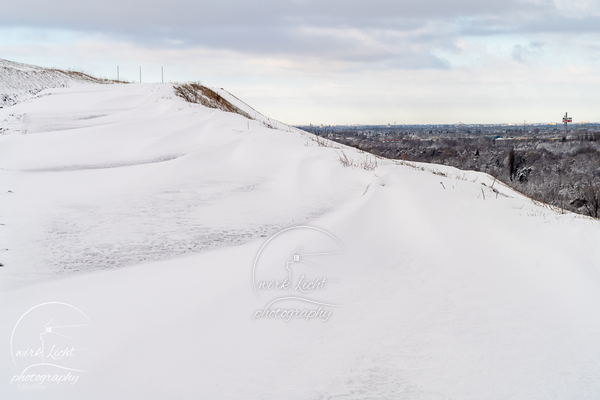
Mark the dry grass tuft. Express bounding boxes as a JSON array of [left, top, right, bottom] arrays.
[[51, 69, 129, 84], [335, 150, 378, 171]]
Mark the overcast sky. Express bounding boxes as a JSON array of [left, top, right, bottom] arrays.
[[2, 0, 600, 124]]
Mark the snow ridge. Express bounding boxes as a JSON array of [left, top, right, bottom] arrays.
[[0, 58, 119, 108]]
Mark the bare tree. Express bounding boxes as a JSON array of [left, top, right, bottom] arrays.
[[508, 147, 516, 181], [580, 183, 600, 218]]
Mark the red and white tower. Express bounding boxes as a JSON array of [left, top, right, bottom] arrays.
[[562, 112, 572, 137]]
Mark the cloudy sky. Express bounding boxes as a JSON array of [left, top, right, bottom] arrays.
[[2, 0, 600, 124]]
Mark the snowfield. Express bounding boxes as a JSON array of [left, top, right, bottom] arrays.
[[1, 80, 600, 399]]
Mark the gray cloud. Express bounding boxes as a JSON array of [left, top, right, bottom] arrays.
[[460, 15, 600, 36], [1, 0, 523, 28], [510, 41, 547, 64], [1, 0, 598, 69]]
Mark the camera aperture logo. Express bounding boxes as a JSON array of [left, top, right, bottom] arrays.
[[10, 302, 92, 390], [252, 226, 345, 322]]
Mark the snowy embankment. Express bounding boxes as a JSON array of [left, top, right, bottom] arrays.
[[0, 58, 113, 110], [1, 82, 600, 399]]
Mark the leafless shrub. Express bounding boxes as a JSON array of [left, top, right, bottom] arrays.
[[314, 135, 329, 147], [261, 119, 277, 129], [305, 134, 339, 148], [395, 159, 423, 171], [359, 154, 378, 171], [335, 151, 378, 170], [336, 150, 353, 167]]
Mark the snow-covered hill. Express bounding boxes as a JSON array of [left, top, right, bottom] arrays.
[[0, 58, 115, 108], [1, 80, 600, 399]]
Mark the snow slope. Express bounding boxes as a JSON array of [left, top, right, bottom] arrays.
[[1, 82, 600, 399], [0, 59, 113, 109]]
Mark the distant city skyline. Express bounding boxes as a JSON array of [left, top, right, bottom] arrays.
[[2, 0, 600, 125]]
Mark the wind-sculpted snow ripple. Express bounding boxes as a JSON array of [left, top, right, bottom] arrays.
[[23, 154, 185, 172]]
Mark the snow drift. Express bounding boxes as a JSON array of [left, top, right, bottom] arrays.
[[1, 79, 600, 399]]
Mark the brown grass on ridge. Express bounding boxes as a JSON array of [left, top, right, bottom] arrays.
[[173, 83, 252, 119]]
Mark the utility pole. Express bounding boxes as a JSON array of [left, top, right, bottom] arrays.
[[161, 66, 164, 83], [117, 65, 119, 81]]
